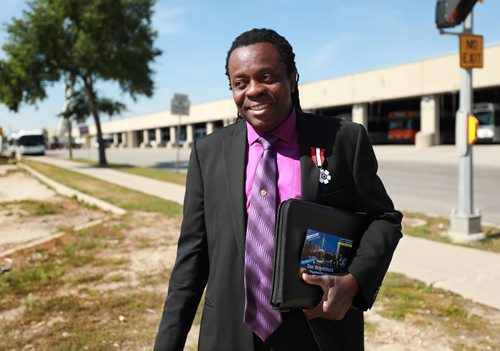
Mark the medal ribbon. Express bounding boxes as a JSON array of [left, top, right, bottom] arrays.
[[310, 147, 325, 168]]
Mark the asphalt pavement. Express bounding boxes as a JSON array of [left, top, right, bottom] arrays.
[[27, 154, 500, 311], [47, 144, 500, 226], [374, 145, 500, 226]]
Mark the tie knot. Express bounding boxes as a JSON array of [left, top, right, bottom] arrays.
[[258, 134, 278, 150]]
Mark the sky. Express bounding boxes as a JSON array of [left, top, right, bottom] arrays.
[[1, 0, 500, 133]]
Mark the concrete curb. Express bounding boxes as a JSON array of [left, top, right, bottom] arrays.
[[30, 156, 186, 205], [19, 163, 126, 216]]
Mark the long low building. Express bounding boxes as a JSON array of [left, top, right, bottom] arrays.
[[89, 44, 500, 148]]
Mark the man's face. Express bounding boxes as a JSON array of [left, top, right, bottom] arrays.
[[227, 42, 296, 133]]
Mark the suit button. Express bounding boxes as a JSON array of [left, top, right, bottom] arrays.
[[260, 189, 267, 197]]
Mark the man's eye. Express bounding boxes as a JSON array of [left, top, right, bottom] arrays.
[[262, 74, 272, 81], [233, 80, 246, 89]]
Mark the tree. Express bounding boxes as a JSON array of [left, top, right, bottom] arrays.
[[0, 0, 161, 165], [58, 79, 126, 159]]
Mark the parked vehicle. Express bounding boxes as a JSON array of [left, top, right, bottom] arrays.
[[92, 134, 113, 148], [387, 110, 420, 144], [7, 130, 46, 156], [474, 103, 500, 143]]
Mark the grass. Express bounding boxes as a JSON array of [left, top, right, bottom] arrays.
[[403, 211, 500, 253], [73, 158, 187, 186], [0, 155, 16, 165], [0, 210, 171, 351], [0, 199, 63, 216], [372, 272, 500, 350], [11, 290, 164, 351], [0, 220, 130, 308], [377, 273, 496, 339], [24, 159, 183, 219]]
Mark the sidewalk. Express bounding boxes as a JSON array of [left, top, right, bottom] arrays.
[[29, 156, 500, 310], [373, 144, 500, 168], [33, 156, 186, 205]]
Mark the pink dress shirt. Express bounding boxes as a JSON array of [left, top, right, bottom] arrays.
[[245, 109, 302, 211]]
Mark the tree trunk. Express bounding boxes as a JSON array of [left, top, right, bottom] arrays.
[[62, 82, 73, 159], [84, 75, 107, 166], [66, 118, 73, 159]]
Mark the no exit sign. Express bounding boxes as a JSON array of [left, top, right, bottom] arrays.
[[459, 34, 483, 69]]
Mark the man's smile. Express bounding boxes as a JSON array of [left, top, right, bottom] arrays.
[[246, 103, 271, 111]]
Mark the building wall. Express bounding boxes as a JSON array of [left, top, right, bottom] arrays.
[[89, 45, 500, 142]]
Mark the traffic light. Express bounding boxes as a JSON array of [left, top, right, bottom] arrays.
[[436, 0, 478, 29]]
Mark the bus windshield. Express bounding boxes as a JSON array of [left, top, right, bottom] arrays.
[[18, 135, 45, 146], [474, 111, 493, 126], [389, 119, 413, 131]]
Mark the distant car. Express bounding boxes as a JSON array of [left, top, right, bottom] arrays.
[[92, 135, 113, 148]]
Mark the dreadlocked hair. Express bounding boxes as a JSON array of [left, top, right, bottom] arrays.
[[225, 28, 302, 112]]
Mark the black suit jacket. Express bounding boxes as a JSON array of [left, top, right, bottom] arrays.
[[154, 112, 403, 351]]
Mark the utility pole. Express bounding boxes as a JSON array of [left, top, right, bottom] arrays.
[[436, 0, 484, 241], [171, 93, 190, 173], [449, 12, 484, 242]]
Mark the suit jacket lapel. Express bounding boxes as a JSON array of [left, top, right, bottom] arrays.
[[297, 113, 319, 202], [223, 122, 247, 256]]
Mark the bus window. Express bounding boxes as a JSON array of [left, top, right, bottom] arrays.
[[475, 111, 493, 126], [387, 110, 420, 144]]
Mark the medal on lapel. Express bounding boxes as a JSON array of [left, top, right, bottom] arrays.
[[311, 147, 331, 184]]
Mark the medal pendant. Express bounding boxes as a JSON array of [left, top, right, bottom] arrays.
[[319, 168, 331, 184]]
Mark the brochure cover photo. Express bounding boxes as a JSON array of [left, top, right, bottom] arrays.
[[300, 229, 353, 275]]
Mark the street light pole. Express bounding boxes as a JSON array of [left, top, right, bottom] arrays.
[[176, 114, 181, 173], [171, 93, 190, 173]]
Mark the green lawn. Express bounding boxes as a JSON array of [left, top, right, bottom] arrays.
[[402, 211, 500, 253], [24, 159, 183, 219]]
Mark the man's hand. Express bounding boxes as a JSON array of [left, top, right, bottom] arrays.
[[302, 273, 360, 321]]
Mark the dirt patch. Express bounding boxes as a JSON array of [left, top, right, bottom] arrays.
[[0, 168, 55, 201], [0, 167, 107, 256], [365, 306, 451, 350]]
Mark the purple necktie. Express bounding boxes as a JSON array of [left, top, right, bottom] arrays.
[[244, 134, 282, 341]]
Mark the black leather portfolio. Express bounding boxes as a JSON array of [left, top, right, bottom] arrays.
[[270, 199, 365, 310]]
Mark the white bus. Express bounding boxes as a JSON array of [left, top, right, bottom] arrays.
[[474, 103, 500, 143], [7, 130, 46, 156]]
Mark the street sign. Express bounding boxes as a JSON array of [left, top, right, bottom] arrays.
[[171, 93, 190, 116], [459, 34, 483, 68]]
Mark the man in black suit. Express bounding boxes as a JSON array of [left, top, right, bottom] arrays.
[[154, 28, 402, 351]]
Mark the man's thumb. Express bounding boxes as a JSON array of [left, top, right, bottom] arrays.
[[302, 273, 325, 287]]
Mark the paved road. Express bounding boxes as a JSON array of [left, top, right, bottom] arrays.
[[47, 144, 500, 226], [373, 144, 500, 226], [378, 161, 500, 226]]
